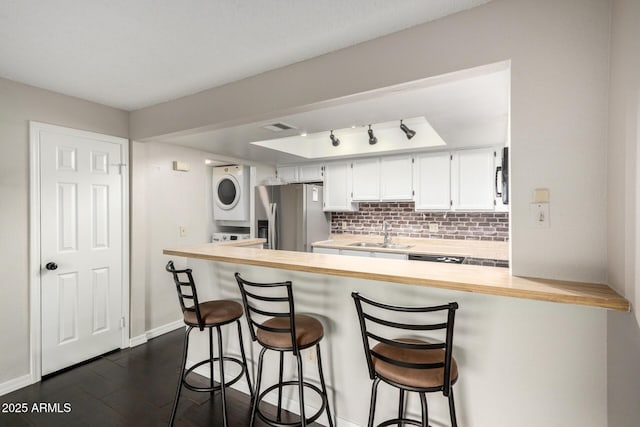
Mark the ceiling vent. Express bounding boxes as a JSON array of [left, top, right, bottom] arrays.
[[262, 122, 297, 132]]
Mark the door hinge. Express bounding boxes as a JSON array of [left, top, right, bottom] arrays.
[[450, 200, 453, 207], [412, 190, 415, 196], [111, 163, 127, 175], [120, 317, 126, 329]]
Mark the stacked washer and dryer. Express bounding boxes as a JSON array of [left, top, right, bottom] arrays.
[[212, 165, 251, 241]]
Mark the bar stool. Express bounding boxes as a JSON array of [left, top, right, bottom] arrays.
[[234, 272, 334, 427], [166, 261, 252, 427], [351, 292, 459, 427]]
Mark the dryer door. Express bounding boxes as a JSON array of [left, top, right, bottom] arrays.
[[215, 174, 240, 210]]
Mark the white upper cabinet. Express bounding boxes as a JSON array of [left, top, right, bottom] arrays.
[[276, 165, 297, 182], [297, 163, 324, 182], [286, 146, 506, 212], [451, 147, 496, 210], [380, 155, 413, 200], [352, 155, 413, 201], [352, 158, 380, 201], [414, 152, 451, 210], [323, 161, 357, 212], [277, 164, 324, 183]]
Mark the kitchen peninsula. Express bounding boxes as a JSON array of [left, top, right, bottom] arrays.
[[162, 243, 628, 426], [164, 243, 627, 311]]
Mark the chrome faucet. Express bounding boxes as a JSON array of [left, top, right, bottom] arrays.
[[383, 220, 391, 245]]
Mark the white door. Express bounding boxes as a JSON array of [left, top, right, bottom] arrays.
[[37, 125, 126, 375]]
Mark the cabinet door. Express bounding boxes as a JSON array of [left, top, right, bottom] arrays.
[[312, 247, 339, 255], [324, 162, 356, 212], [451, 148, 495, 210], [298, 164, 324, 182], [414, 152, 451, 210], [276, 166, 297, 182], [352, 158, 380, 201], [339, 249, 372, 257], [371, 251, 408, 260], [381, 155, 413, 200]]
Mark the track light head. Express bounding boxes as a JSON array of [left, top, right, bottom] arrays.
[[330, 130, 340, 147], [368, 125, 377, 145], [400, 120, 416, 140]]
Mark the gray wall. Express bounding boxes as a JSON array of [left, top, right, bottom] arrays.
[[607, 0, 640, 425], [0, 78, 128, 384], [131, 0, 611, 284]]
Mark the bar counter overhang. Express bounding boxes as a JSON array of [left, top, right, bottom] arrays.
[[162, 243, 627, 427]]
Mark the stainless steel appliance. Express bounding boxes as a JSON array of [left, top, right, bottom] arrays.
[[255, 183, 330, 252], [495, 147, 509, 205], [408, 253, 466, 264], [211, 232, 250, 242]]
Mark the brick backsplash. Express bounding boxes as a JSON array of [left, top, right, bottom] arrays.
[[330, 202, 509, 241]]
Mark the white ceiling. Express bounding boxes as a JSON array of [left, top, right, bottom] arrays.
[[163, 62, 510, 165], [0, 0, 492, 111]]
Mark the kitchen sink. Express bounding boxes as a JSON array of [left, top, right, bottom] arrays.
[[348, 242, 413, 249]]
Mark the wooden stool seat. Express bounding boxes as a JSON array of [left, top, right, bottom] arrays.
[[372, 338, 458, 389], [257, 314, 324, 349], [183, 299, 243, 327]]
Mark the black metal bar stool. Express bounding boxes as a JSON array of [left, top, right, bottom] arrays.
[[234, 272, 334, 427], [352, 292, 459, 427], [166, 261, 253, 427]]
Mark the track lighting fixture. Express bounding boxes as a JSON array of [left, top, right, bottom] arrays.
[[330, 130, 340, 147], [367, 125, 377, 145], [400, 120, 416, 140]]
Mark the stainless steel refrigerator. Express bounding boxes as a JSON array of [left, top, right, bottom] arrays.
[[255, 183, 330, 252]]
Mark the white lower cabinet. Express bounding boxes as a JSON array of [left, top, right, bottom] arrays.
[[312, 247, 409, 260], [339, 249, 372, 257], [312, 247, 339, 255], [371, 251, 408, 260]]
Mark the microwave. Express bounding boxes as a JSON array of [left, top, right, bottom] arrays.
[[496, 147, 509, 204]]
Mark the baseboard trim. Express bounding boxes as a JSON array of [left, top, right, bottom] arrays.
[[130, 320, 184, 348], [0, 374, 34, 397], [129, 334, 148, 348], [147, 320, 185, 340]]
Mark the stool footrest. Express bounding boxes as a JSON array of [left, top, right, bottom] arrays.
[[255, 380, 329, 427], [181, 356, 247, 393], [378, 418, 425, 427]]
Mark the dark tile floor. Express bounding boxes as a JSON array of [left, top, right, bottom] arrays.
[[0, 329, 312, 427]]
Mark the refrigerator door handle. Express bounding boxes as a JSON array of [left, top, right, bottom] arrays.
[[269, 203, 277, 250]]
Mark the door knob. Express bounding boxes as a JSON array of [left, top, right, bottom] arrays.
[[45, 262, 58, 271]]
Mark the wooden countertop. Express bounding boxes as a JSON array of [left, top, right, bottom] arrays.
[[163, 244, 629, 312], [312, 234, 509, 260]]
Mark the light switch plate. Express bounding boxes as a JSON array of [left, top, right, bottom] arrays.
[[530, 203, 550, 228]]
